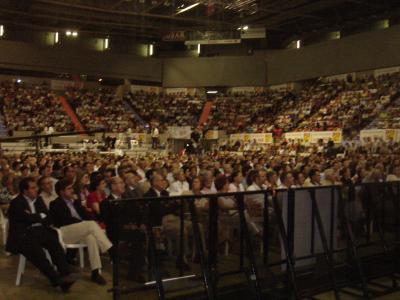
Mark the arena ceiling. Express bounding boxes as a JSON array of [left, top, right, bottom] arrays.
[[0, 0, 400, 42]]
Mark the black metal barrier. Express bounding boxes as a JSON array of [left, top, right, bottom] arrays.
[[107, 182, 400, 300]]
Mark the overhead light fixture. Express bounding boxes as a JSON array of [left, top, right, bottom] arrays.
[[207, 90, 218, 94], [104, 38, 109, 50], [72, 31, 78, 37], [54, 32, 59, 44], [0, 25, 4, 37], [176, 2, 200, 15], [237, 27, 242, 31], [296, 40, 301, 49], [66, 31, 72, 36], [98, 78, 103, 82], [243, 25, 249, 30], [16, 79, 22, 83], [149, 44, 154, 56], [197, 44, 201, 55]]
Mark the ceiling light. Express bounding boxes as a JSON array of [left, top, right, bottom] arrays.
[[207, 90, 218, 94], [72, 31, 78, 37], [176, 2, 200, 15], [66, 31, 72, 36], [243, 25, 249, 30]]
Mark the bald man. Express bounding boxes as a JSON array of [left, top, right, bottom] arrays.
[[101, 176, 146, 282]]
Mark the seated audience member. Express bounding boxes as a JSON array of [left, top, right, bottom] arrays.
[[278, 172, 295, 189], [304, 169, 321, 187], [386, 165, 400, 182], [87, 175, 107, 226], [0, 174, 19, 213], [73, 171, 91, 205], [200, 170, 217, 194], [123, 169, 143, 199], [49, 179, 113, 285], [39, 175, 58, 208], [6, 177, 76, 292], [101, 176, 146, 282], [228, 171, 245, 192], [321, 168, 339, 186], [169, 170, 190, 195], [246, 170, 267, 213], [144, 173, 191, 270]]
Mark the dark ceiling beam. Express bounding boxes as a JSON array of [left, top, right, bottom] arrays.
[[0, 7, 162, 33], [108, 0, 127, 10], [250, 0, 349, 27], [241, 0, 320, 24], [35, 0, 234, 26]]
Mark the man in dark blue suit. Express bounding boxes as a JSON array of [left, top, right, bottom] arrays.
[[6, 177, 76, 292]]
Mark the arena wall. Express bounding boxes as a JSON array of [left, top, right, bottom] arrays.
[[0, 40, 162, 82], [163, 24, 400, 87]]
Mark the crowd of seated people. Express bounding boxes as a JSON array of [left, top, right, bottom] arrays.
[[208, 72, 400, 135], [296, 73, 400, 134], [1, 138, 400, 292], [0, 81, 74, 132], [124, 91, 205, 131], [65, 88, 139, 132], [208, 82, 343, 134], [208, 90, 289, 133], [366, 97, 400, 129]]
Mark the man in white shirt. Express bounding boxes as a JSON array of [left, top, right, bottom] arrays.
[[200, 170, 217, 194], [169, 170, 190, 195], [246, 170, 267, 210], [151, 126, 160, 149], [304, 169, 321, 187], [278, 172, 295, 189], [39, 176, 58, 209]]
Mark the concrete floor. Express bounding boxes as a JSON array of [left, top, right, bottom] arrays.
[[1, 236, 400, 300]]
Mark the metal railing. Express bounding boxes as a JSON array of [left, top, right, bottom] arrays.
[[107, 182, 400, 300]]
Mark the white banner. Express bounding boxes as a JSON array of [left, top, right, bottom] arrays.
[[229, 86, 265, 94], [360, 129, 399, 144], [230, 133, 273, 144], [284, 131, 342, 144], [240, 27, 266, 39], [185, 39, 241, 45], [130, 85, 161, 94], [167, 126, 192, 139], [310, 131, 342, 144], [374, 66, 400, 77], [164, 88, 197, 96], [204, 130, 219, 140], [51, 80, 83, 91]]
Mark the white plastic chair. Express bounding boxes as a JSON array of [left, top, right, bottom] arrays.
[[15, 230, 88, 286], [16, 250, 52, 286], [0, 209, 8, 246], [65, 243, 86, 268]]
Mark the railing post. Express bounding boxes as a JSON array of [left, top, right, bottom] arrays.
[[309, 189, 341, 300], [188, 198, 215, 300], [146, 201, 165, 300], [339, 184, 370, 298], [272, 190, 299, 299], [179, 198, 185, 277], [263, 191, 270, 265], [235, 193, 263, 300], [111, 201, 120, 300], [208, 196, 219, 291]]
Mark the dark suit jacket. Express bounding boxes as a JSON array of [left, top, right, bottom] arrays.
[[6, 194, 53, 254], [101, 192, 146, 239], [123, 186, 143, 199], [144, 188, 179, 226], [49, 197, 91, 228]]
